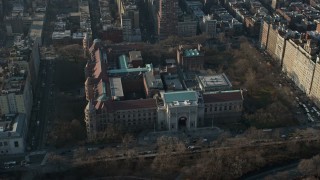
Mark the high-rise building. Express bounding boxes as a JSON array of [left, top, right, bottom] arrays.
[[0, 0, 3, 20], [201, 15, 217, 38], [157, 0, 179, 40]]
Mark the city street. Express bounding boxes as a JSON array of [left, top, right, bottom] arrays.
[[27, 58, 55, 151]]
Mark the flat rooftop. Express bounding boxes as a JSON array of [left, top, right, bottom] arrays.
[[109, 77, 124, 98], [129, 51, 142, 61], [0, 114, 26, 138], [0, 64, 27, 95], [198, 73, 232, 89], [163, 74, 183, 90], [163, 91, 198, 103], [144, 71, 163, 89], [29, 20, 44, 40]]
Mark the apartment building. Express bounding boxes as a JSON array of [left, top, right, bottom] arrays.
[[0, 63, 33, 120], [274, 31, 286, 65], [282, 40, 298, 83], [157, 0, 179, 40], [178, 19, 198, 37], [201, 15, 217, 38], [0, 114, 27, 155], [266, 26, 279, 58], [310, 61, 320, 106], [259, 19, 271, 49], [260, 18, 320, 107]]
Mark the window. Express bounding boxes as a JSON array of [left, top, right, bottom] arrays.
[[219, 107, 222, 111], [210, 107, 212, 112], [214, 107, 217, 111], [0, 142, 2, 146], [191, 123, 194, 127], [224, 106, 227, 110], [171, 124, 175, 129], [3, 142, 7, 146], [14, 141, 19, 147], [229, 106, 232, 110], [205, 108, 207, 112]]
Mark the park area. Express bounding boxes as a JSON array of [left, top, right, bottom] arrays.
[[47, 58, 87, 148]]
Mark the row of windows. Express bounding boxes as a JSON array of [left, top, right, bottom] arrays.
[[1, 150, 9, 154], [116, 110, 156, 115], [0, 141, 19, 148], [99, 117, 157, 124], [204, 105, 242, 113], [116, 113, 156, 119], [205, 102, 240, 107], [170, 111, 196, 116], [0, 141, 8, 146]]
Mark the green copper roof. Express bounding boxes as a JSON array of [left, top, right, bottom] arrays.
[[119, 55, 128, 69], [184, 49, 200, 57], [163, 91, 197, 103], [108, 64, 153, 74]]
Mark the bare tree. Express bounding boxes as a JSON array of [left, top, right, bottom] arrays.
[[298, 154, 320, 177], [122, 133, 134, 150], [152, 136, 186, 173], [245, 68, 257, 94], [47, 153, 68, 170]]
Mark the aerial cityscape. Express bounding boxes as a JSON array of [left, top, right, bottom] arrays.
[[1, 0, 320, 179]]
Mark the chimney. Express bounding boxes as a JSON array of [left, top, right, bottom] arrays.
[[198, 44, 202, 51]]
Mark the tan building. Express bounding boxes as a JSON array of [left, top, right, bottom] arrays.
[[266, 26, 278, 59], [292, 46, 315, 94], [282, 39, 298, 80], [282, 39, 316, 94], [274, 32, 286, 65], [260, 19, 320, 108], [259, 20, 270, 49], [310, 61, 320, 107]]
